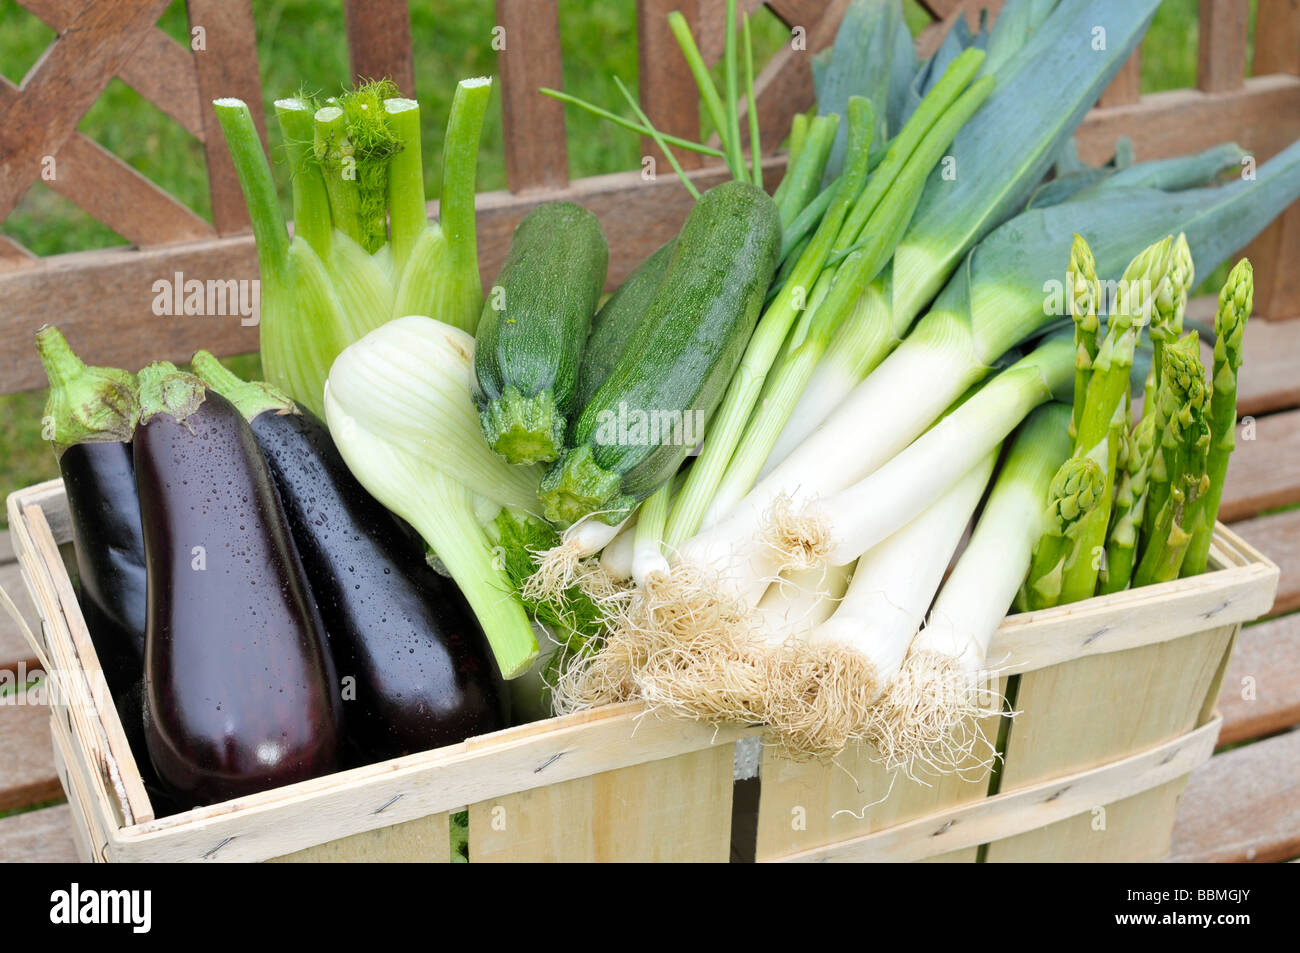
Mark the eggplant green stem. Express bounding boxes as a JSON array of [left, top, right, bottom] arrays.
[[137, 362, 207, 427], [190, 350, 296, 422], [36, 326, 139, 451]]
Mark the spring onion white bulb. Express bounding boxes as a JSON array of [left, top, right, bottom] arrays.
[[799, 335, 1073, 566]]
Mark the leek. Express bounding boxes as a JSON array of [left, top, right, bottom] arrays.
[[324, 316, 539, 678], [668, 136, 1300, 624], [808, 449, 997, 704], [214, 78, 491, 416], [880, 403, 1071, 774], [768, 0, 1162, 463], [800, 336, 1074, 569], [757, 138, 1300, 529]]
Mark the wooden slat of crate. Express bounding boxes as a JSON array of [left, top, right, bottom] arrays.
[[468, 745, 735, 862], [1217, 613, 1300, 745], [1229, 509, 1300, 616], [0, 694, 61, 812], [270, 814, 450, 863], [982, 624, 1237, 862], [1218, 407, 1300, 522], [1169, 728, 1300, 862], [751, 691, 1002, 862], [987, 779, 1191, 862], [0, 556, 41, 674], [772, 717, 1220, 862], [0, 804, 78, 863]]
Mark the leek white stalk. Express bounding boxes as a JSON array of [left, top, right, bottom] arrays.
[[663, 50, 993, 547], [876, 403, 1071, 774], [804, 336, 1073, 567], [676, 336, 1070, 607], [754, 563, 853, 645], [808, 448, 997, 700], [325, 316, 540, 679], [525, 514, 627, 601]]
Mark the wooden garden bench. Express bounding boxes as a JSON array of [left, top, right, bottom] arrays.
[[1, 0, 1298, 862]]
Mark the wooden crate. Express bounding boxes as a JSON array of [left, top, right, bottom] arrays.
[[4, 479, 1277, 862]]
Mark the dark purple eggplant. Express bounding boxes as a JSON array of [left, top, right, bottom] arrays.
[[35, 327, 149, 763], [190, 352, 508, 762], [133, 362, 340, 806]]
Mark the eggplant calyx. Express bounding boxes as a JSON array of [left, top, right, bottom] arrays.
[[190, 350, 297, 422], [137, 361, 207, 427], [36, 325, 139, 450]]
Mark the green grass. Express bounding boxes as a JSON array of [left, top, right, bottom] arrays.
[[0, 0, 1207, 522]]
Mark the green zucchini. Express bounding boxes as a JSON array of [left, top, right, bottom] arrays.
[[475, 202, 609, 465], [576, 238, 675, 409], [539, 181, 781, 525]]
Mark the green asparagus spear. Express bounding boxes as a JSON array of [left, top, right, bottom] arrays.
[[1100, 406, 1158, 594], [1141, 332, 1208, 545], [1143, 232, 1194, 410], [1022, 456, 1106, 610], [1057, 236, 1173, 604], [1181, 258, 1254, 576], [1134, 334, 1212, 586], [1068, 234, 1103, 439]]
